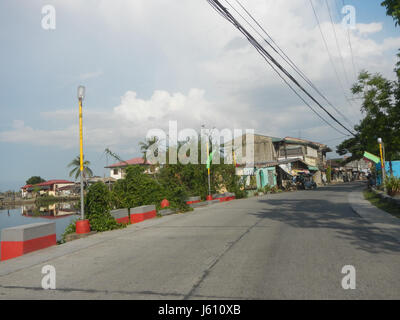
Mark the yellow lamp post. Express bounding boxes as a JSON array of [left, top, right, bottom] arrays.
[[378, 138, 387, 192], [76, 85, 90, 234]]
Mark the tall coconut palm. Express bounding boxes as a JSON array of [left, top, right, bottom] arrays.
[[68, 155, 94, 180]]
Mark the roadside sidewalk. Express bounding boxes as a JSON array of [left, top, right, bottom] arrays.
[[349, 185, 400, 243]]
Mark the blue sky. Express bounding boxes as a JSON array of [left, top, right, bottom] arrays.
[[0, 0, 399, 191]]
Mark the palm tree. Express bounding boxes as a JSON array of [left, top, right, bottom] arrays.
[[68, 155, 94, 180], [139, 137, 159, 163]]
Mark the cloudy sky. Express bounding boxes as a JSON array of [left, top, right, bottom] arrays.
[[0, 0, 399, 191]]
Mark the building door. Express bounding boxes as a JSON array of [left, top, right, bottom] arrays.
[[268, 170, 274, 186], [259, 170, 265, 188]]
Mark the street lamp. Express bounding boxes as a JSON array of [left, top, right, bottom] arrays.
[[377, 137, 387, 192], [76, 85, 90, 234]]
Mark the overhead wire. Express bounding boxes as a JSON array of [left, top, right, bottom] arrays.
[[309, 0, 357, 126], [206, 0, 356, 136], [325, 0, 352, 89], [227, 0, 355, 129]]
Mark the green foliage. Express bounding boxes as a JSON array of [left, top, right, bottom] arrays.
[[337, 53, 400, 162], [139, 136, 159, 162], [385, 175, 400, 196], [157, 164, 190, 210], [263, 185, 271, 193], [34, 195, 77, 207], [113, 165, 168, 210], [249, 175, 257, 190], [60, 219, 77, 244], [26, 176, 46, 185], [381, 0, 400, 26], [326, 166, 332, 183], [213, 164, 247, 199], [364, 190, 400, 218], [270, 186, 279, 194], [85, 182, 123, 232], [68, 155, 94, 181]]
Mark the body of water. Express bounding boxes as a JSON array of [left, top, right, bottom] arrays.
[[0, 202, 79, 257]]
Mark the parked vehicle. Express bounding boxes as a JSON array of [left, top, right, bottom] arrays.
[[297, 173, 317, 190]]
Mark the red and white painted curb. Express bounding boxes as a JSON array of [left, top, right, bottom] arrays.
[[1, 222, 56, 261]]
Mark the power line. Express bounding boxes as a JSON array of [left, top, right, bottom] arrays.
[[325, 0, 351, 88], [309, 0, 357, 125], [206, 0, 356, 136], [226, 0, 355, 130], [340, 0, 358, 80]]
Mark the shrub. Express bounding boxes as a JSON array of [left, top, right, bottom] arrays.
[[385, 176, 400, 196], [263, 185, 272, 193], [85, 182, 124, 232], [60, 219, 77, 244], [113, 165, 178, 210], [326, 166, 332, 184]]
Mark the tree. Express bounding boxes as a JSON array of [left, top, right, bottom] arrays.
[[67, 155, 94, 180], [26, 176, 46, 185], [112, 165, 167, 209], [381, 0, 400, 26], [139, 136, 159, 163], [85, 182, 122, 231], [337, 53, 400, 170]]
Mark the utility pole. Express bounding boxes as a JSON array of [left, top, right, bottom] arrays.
[[378, 138, 387, 193]]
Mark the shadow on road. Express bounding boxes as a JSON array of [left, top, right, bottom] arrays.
[[252, 184, 400, 255]]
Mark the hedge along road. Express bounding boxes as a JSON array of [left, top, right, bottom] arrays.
[[0, 182, 399, 299]]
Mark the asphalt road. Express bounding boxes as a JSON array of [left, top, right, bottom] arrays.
[[0, 182, 399, 299]]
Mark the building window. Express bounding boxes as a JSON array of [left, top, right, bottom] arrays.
[[113, 169, 119, 175]]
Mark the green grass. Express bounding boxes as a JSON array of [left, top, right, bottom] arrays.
[[363, 190, 400, 219]]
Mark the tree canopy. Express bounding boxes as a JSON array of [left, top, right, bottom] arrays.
[[381, 0, 400, 26], [26, 176, 46, 185], [336, 52, 400, 163], [67, 155, 94, 180]]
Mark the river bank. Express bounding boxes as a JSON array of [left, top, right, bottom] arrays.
[[0, 196, 79, 209]]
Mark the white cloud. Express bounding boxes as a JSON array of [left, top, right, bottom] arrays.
[[1, 0, 399, 155], [355, 23, 383, 35]]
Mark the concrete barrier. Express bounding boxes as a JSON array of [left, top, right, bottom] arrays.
[[111, 208, 130, 224], [188, 201, 208, 208], [186, 196, 201, 205], [158, 208, 178, 216], [213, 193, 236, 202], [111, 205, 157, 224], [130, 205, 157, 224], [1, 222, 56, 261]]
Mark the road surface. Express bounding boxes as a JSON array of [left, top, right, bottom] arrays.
[[0, 182, 399, 299]]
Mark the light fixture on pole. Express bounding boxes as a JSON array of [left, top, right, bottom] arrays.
[[76, 85, 90, 234], [378, 137, 387, 192]]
